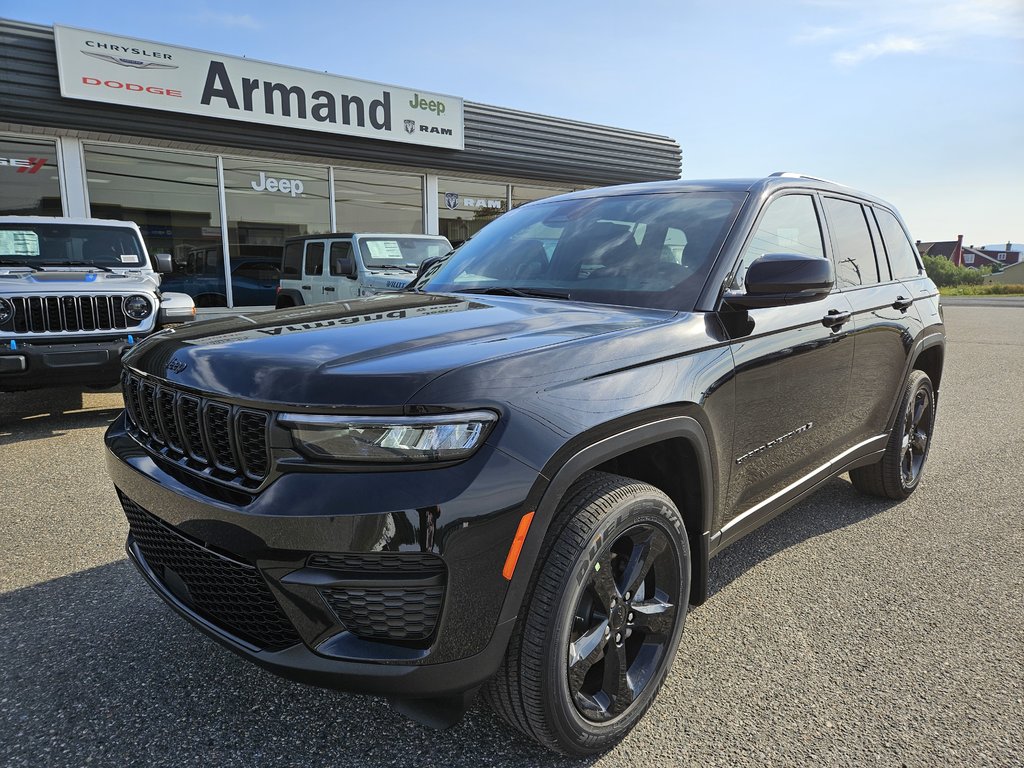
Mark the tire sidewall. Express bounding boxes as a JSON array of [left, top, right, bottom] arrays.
[[542, 493, 690, 751]]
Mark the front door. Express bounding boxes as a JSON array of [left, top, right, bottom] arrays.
[[720, 193, 856, 539]]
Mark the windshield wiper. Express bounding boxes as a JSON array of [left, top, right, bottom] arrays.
[[40, 260, 115, 272], [458, 286, 571, 300], [0, 259, 41, 271]]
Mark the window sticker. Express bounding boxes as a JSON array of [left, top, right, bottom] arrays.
[[0, 231, 40, 256], [120, 254, 140, 264], [365, 240, 403, 260]]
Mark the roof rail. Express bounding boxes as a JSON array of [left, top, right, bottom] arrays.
[[769, 171, 847, 186]]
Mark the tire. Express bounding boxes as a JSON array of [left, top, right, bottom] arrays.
[[275, 298, 294, 309], [850, 369, 935, 499], [484, 471, 690, 755]]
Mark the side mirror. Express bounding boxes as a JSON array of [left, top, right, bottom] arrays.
[[153, 253, 173, 274], [333, 257, 356, 279], [725, 253, 834, 309]]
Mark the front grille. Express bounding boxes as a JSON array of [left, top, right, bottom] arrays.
[[6, 295, 143, 333], [311, 551, 446, 642], [122, 372, 270, 487], [120, 492, 301, 651]]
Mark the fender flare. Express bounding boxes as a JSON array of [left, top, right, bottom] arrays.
[[885, 330, 945, 432], [275, 289, 305, 308], [497, 415, 715, 625]]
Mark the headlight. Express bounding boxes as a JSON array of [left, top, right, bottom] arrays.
[[123, 294, 153, 320], [0, 297, 13, 326], [278, 411, 497, 463]]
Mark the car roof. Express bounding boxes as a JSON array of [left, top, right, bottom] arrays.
[[283, 233, 451, 242], [0, 215, 143, 228], [535, 173, 894, 210]]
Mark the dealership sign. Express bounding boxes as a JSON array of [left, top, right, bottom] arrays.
[[53, 25, 464, 150]]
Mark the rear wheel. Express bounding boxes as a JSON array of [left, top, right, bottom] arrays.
[[484, 471, 690, 755], [850, 369, 935, 499]]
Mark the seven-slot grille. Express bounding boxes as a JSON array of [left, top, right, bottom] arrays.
[[4, 295, 144, 333], [122, 372, 270, 487], [119, 492, 301, 651]]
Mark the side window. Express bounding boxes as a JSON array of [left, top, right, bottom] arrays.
[[329, 241, 355, 276], [824, 197, 879, 289], [735, 194, 824, 288], [282, 242, 303, 278], [874, 207, 922, 279], [304, 242, 325, 276]]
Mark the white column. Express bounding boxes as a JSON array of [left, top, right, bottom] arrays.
[[328, 166, 337, 232], [424, 174, 439, 235], [56, 136, 89, 218], [216, 156, 234, 308]]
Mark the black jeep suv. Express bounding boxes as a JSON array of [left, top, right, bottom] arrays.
[[105, 174, 943, 755]]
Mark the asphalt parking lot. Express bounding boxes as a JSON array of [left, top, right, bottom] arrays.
[[1, 305, 1022, 767]]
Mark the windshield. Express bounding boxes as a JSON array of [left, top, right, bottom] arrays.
[[358, 237, 452, 270], [418, 191, 744, 310], [0, 224, 148, 269]]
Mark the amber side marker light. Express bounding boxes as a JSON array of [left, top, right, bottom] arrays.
[[502, 511, 535, 580]]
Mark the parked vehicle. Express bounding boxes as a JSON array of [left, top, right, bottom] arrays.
[[105, 174, 943, 755], [160, 244, 282, 307], [0, 216, 194, 391], [275, 233, 452, 308]]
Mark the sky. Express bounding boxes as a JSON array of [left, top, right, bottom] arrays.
[[5, 0, 1022, 245]]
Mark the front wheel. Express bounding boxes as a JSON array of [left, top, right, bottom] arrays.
[[484, 471, 690, 755], [850, 369, 935, 499]]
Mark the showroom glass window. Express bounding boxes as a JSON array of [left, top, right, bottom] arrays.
[[223, 159, 330, 306], [437, 178, 509, 246], [335, 168, 423, 233], [0, 137, 62, 216], [84, 145, 220, 302]]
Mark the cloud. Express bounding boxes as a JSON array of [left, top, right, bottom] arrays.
[[833, 35, 926, 66], [194, 10, 261, 30], [795, 0, 1024, 66]]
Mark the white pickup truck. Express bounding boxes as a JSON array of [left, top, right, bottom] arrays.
[[0, 216, 195, 391], [274, 233, 452, 308]]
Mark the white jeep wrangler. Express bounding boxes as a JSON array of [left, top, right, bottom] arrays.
[[0, 216, 195, 391]]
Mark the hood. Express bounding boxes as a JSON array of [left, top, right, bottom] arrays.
[[125, 292, 675, 407], [0, 269, 159, 292], [362, 271, 415, 292]]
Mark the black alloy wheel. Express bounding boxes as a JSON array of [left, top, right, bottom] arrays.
[[850, 369, 936, 499], [900, 383, 933, 487], [484, 471, 690, 755], [567, 523, 679, 722]]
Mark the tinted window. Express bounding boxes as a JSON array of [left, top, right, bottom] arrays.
[[282, 242, 303, 278], [824, 198, 878, 288], [874, 207, 922, 279], [329, 241, 354, 276], [304, 242, 325, 276], [423, 191, 744, 311], [735, 194, 824, 288]]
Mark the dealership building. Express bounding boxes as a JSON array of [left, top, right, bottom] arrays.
[[0, 19, 682, 308]]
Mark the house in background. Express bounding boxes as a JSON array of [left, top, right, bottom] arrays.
[[916, 236, 1022, 270]]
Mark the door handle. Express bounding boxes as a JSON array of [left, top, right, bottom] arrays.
[[821, 309, 852, 329], [323, 286, 335, 292], [301, 285, 311, 290], [892, 295, 914, 312]]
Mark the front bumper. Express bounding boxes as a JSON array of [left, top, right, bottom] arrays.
[[0, 335, 141, 390], [105, 415, 537, 697]]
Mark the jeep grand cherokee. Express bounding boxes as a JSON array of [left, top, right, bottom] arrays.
[[105, 174, 943, 755]]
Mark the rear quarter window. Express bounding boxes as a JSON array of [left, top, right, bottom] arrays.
[[874, 208, 922, 280]]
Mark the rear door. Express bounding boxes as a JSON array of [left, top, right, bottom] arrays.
[[820, 196, 923, 446], [300, 240, 328, 305], [722, 192, 856, 533]]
